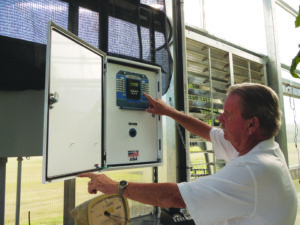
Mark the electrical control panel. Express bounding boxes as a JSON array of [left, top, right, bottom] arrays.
[[104, 56, 162, 168], [42, 21, 162, 183]]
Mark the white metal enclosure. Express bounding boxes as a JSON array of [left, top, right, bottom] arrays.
[[43, 22, 105, 182], [43, 22, 162, 183], [104, 56, 162, 167]]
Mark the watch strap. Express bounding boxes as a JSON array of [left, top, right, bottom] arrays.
[[118, 180, 128, 196]]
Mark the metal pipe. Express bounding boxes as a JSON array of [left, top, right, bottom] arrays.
[[207, 47, 216, 174], [248, 61, 252, 83], [15, 156, 23, 225], [64, 179, 76, 225]]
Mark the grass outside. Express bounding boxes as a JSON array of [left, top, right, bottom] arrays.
[[5, 157, 64, 225]]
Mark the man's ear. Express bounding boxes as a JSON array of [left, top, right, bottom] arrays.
[[248, 116, 260, 135]]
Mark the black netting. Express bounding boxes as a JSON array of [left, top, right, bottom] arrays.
[[0, 0, 172, 95]]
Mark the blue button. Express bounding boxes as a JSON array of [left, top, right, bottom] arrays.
[[129, 128, 137, 137]]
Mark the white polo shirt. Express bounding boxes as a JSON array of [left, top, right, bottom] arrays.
[[178, 128, 297, 225]]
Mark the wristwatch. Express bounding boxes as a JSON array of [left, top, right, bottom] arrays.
[[118, 180, 128, 196]]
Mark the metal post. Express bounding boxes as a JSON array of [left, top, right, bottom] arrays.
[[0, 157, 7, 225], [15, 156, 23, 225], [99, 0, 109, 52], [153, 167, 159, 216], [65, 5, 78, 225], [172, 0, 189, 183], [68, 3, 79, 35], [263, 0, 288, 163], [63, 179, 76, 225]]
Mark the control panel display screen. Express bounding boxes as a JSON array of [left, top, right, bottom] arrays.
[[126, 79, 140, 100], [116, 70, 149, 110]]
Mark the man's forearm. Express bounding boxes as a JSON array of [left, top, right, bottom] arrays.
[[78, 173, 186, 209], [144, 93, 212, 141], [123, 182, 186, 209]]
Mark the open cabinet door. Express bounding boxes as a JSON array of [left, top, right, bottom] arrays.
[[43, 21, 106, 183]]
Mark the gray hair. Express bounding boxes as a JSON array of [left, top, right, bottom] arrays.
[[227, 83, 282, 139]]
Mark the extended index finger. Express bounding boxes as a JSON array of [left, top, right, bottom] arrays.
[[143, 92, 155, 103], [77, 172, 96, 179]]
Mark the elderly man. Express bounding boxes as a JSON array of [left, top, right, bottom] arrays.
[[79, 83, 297, 225]]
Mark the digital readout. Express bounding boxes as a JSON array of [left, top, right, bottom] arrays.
[[129, 81, 139, 87]]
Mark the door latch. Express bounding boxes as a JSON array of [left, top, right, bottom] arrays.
[[49, 92, 59, 109]]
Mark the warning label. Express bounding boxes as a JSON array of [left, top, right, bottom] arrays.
[[128, 150, 139, 161]]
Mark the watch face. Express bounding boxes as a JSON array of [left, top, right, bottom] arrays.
[[120, 180, 127, 186]]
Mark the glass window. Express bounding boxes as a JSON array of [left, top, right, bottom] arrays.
[[184, 0, 203, 28], [282, 66, 300, 81], [79, 7, 99, 48], [280, 0, 299, 11], [0, 0, 68, 44], [276, 4, 300, 66], [203, 0, 267, 54], [282, 68, 300, 168], [108, 17, 139, 58], [284, 94, 300, 167], [5, 157, 64, 224]]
